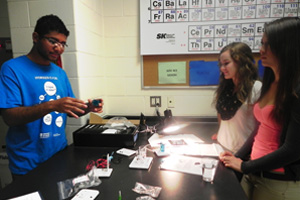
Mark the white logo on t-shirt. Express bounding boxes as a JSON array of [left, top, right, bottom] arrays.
[[44, 81, 57, 96], [43, 114, 52, 125]]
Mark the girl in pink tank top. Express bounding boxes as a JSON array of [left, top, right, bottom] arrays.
[[219, 17, 300, 200]]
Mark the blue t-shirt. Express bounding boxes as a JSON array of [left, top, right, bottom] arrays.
[[0, 55, 75, 174]]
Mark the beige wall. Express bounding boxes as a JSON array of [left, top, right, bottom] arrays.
[[102, 0, 216, 117], [0, 0, 9, 148], [2, 0, 217, 145], [0, 0, 10, 37]]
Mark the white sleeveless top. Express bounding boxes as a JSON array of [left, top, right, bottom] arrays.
[[217, 80, 262, 153]]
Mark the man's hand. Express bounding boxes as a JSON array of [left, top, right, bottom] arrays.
[[52, 97, 87, 118], [1, 97, 89, 126]]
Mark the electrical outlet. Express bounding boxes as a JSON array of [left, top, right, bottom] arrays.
[[150, 96, 161, 107], [167, 97, 175, 108]]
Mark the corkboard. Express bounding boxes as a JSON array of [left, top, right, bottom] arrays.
[[142, 53, 261, 88]]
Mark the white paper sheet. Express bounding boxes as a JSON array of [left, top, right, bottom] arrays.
[[9, 191, 42, 200], [148, 133, 204, 147], [160, 155, 219, 176], [148, 133, 223, 157]]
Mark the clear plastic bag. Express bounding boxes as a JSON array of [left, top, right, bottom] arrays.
[[103, 117, 136, 129], [136, 196, 156, 200], [132, 182, 162, 198], [57, 166, 101, 199]]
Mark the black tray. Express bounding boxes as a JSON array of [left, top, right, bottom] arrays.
[[73, 124, 138, 147]]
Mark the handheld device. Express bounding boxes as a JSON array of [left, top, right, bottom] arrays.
[[85, 99, 102, 107]]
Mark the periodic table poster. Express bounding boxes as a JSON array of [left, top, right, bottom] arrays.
[[140, 0, 300, 55]]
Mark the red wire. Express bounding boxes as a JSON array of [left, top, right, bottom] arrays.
[[86, 158, 107, 171]]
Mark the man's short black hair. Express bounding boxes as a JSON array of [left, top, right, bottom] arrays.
[[34, 14, 70, 38]]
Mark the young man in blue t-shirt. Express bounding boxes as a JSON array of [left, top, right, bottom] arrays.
[[0, 15, 103, 181]]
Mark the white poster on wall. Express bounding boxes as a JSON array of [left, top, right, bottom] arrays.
[[140, 0, 300, 55]]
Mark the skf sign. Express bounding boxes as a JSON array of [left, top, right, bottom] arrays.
[[156, 33, 175, 39]]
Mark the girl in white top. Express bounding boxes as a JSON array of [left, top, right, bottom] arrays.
[[212, 42, 262, 154]]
